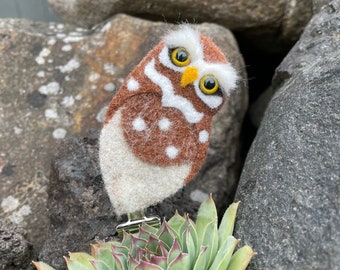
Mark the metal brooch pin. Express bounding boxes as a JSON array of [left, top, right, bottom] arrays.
[[116, 209, 160, 236]]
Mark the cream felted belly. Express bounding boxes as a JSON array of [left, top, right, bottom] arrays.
[[99, 108, 192, 215]]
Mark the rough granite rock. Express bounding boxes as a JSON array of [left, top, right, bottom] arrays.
[[48, 0, 313, 51], [250, 0, 336, 127], [0, 219, 33, 270], [0, 14, 247, 267], [235, 1, 340, 269]]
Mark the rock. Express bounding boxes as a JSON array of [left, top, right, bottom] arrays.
[[0, 219, 33, 270], [0, 14, 247, 268], [250, 0, 337, 128], [38, 130, 115, 268], [235, 1, 340, 269], [48, 0, 313, 51]]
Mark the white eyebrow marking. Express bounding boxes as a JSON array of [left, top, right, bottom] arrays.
[[144, 58, 203, 124]]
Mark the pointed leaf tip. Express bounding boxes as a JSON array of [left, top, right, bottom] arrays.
[[196, 195, 217, 248], [32, 261, 56, 270], [65, 252, 96, 270], [218, 201, 240, 247], [228, 245, 255, 270]]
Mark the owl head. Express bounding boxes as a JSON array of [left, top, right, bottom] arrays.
[[158, 26, 238, 113]]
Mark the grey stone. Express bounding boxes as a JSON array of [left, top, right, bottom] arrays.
[[250, 0, 337, 128], [0, 219, 33, 270], [235, 1, 340, 269], [48, 0, 313, 51]]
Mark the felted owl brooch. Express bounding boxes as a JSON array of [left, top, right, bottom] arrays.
[[99, 25, 238, 216]]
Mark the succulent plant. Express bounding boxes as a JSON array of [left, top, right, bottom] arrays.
[[33, 196, 254, 270]]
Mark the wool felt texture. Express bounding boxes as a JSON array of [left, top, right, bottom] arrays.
[[100, 26, 238, 215], [100, 109, 191, 215]]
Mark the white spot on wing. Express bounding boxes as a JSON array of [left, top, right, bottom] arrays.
[[165, 146, 179, 159], [199, 130, 209, 143], [158, 117, 171, 131], [132, 116, 146, 131], [127, 78, 139, 91]]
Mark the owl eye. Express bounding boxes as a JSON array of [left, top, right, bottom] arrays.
[[170, 47, 190, 67], [199, 75, 219, 95]]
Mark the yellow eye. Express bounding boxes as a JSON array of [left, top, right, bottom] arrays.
[[171, 47, 190, 67], [199, 75, 219, 95]]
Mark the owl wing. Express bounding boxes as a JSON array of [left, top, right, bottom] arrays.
[[104, 45, 165, 125], [182, 115, 214, 183]]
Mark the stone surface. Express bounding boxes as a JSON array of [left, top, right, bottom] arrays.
[[235, 1, 340, 269], [0, 219, 33, 270], [250, 0, 336, 128], [0, 14, 247, 266], [48, 0, 313, 51]]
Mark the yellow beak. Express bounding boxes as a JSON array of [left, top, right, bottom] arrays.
[[181, 66, 199, 88]]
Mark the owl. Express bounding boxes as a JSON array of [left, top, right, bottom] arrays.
[[99, 25, 238, 216]]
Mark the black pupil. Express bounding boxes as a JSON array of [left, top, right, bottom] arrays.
[[204, 78, 216, 90], [176, 50, 188, 62]]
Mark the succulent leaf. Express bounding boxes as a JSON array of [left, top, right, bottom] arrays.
[[90, 260, 111, 270], [186, 216, 198, 254], [65, 253, 96, 270], [195, 194, 218, 248], [32, 261, 56, 270], [157, 221, 175, 249], [121, 231, 132, 249], [167, 238, 182, 265], [130, 235, 147, 258], [218, 201, 240, 247], [138, 226, 153, 241], [114, 252, 127, 270], [111, 243, 129, 258], [129, 254, 139, 269], [182, 226, 196, 269], [149, 255, 167, 269], [201, 220, 219, 268], [145, 233, 161, 254], [209, 236, 239, 270], [159, 242, 169, 257], [227, 246, 255, 270], [94, 248, 115, 269], [134, 260, 163, 270], [192, 246, 208, 270], [167, 253, 190, 270], [167, 210, 186, 236], [141, 222, 159, 235]]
